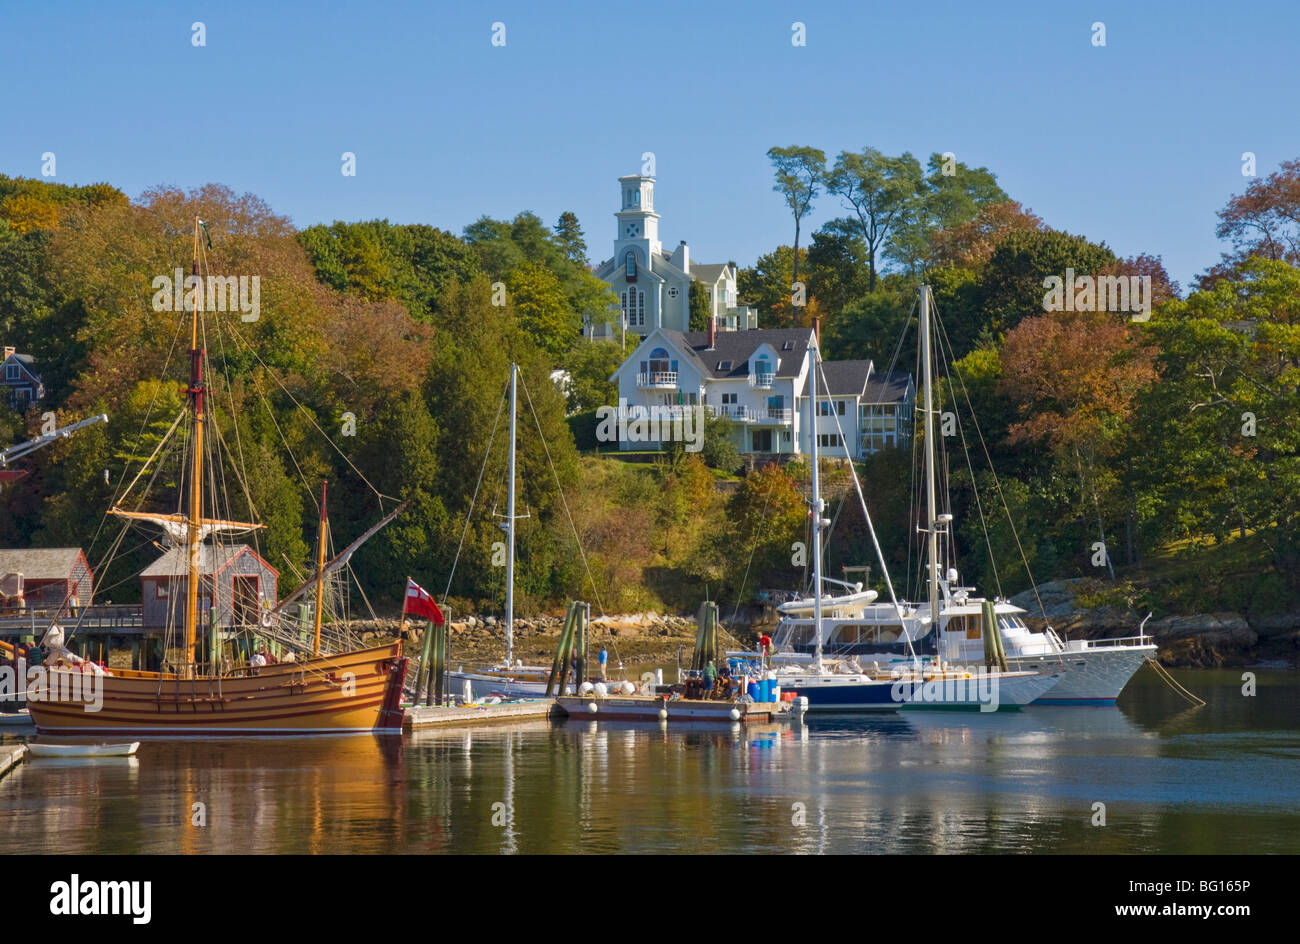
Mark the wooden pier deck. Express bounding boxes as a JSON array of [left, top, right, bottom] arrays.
[[403, 699, 561, 730], [0, 743, 26, 783]]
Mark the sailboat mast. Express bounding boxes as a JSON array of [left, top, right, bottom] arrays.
[[809, 339, 825, 670], [919, 284, 941, 647], [505, 363, 517, 668], [313, 480, 328, 657], [184, 217, 205, 673]]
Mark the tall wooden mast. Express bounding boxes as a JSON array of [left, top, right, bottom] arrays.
[[313, 480, 328, 657], [184, 217, 206, 674]]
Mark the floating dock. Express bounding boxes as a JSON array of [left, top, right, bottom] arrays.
[[403, 699, 562, 730], [0, 743, 26, 783]]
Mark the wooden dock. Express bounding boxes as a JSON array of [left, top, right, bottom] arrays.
[[403, 699, 561, 730], [0, 743, 26, 783]]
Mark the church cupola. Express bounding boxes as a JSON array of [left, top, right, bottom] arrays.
[[614, 173, 661, 268]]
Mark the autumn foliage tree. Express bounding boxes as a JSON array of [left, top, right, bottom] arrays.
[[999, 308, 1157, 569]]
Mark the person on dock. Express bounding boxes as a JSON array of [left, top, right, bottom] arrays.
[[758, 633, 772, 668], [598, 647, 608, 681], [704, 660, 717, 697]]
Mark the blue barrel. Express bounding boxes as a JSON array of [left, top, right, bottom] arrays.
[[747, 680, 761, 701]]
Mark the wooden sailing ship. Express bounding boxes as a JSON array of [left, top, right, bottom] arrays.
[[24, 218, 408, 736]]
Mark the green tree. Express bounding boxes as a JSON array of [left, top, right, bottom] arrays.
[[507, 261, 578, 356], [561, 340, 623, 413], [825, 148, 924, 291], [553, 211, 588, 265], [766, 146, 826, 296], [689, 280, 713, 331], [1134, 259, 1300, 591]]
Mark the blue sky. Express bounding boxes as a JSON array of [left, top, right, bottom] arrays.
[[2, 0, 1295, 291]]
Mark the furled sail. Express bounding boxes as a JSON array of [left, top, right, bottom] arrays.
[[107, 508, 264, 545]]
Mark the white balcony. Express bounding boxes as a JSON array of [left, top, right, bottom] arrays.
[[637, 371, 678, 389], [705, 404, 755, 423], [749, 371, 775, 389], [764, 407, 793, 423]]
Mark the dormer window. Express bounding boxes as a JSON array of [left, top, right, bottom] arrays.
[[624, 251, 637, 282]]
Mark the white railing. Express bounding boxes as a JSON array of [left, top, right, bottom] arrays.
[[749, 371, 775, 388], [765, 407, 792, 423], [1063, 633, 1156, 651], [637, 371, 677, 387], [705, 404, 754, 422]]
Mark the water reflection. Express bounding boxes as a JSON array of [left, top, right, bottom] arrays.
[[0, 671, 1295, 854]]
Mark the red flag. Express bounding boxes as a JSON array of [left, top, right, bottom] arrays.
[[403, 578, 445, 625]]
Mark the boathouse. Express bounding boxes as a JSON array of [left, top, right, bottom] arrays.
[[141, 544, 278, 630], [0, 547, 92, 613]]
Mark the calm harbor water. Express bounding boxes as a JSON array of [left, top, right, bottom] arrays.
[[1, 668, 1296, 854]]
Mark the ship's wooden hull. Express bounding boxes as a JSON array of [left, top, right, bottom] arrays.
[[24, 643, 407, 736]]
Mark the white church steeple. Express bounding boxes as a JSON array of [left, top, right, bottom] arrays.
[[614, 174, 661, 274]]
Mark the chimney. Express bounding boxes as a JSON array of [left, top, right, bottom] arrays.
[[2, 347, 14, 359], [708, 315, 716, 350]]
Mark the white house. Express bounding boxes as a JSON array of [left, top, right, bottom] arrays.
[[607, 323, 913, 459], [590, 173, 757, 340]]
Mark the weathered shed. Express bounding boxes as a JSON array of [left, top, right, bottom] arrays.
[[141, 544, 278, 630], [0, 548, 93, 611]]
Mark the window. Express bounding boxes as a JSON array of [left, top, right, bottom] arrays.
[[668, 286, 679, 299], [721, 393, 737, 405], [155, 581, 169, 600], [716, 361, 732, 371], [782, 340, 794, 351], [817, 401, 843, 416], [648, 348, 673, 377], [4, 363, 18, 381], [624, 251, 637, 281], [752, 430, 772, 452], [621, 288, 645, 328], [816, 434, 843, 449], [859, 403, 912, 453]]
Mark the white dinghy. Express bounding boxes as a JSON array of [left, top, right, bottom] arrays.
[[28, 741, 140, 758]]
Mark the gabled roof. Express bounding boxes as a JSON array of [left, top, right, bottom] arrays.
[[689, 262, 730, 284], [0, 548, 86, 579], [818, 360, 874, 397], [863, 371, 913, 404], [142, 544, 274, 578], [659, 328, 813, 380]]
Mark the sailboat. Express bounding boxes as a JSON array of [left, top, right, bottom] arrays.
[[767, 288, 1061, 710], [24, 218, 409, 736], [443, 364, 571, 701], [767, 285, 1153, 704]]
